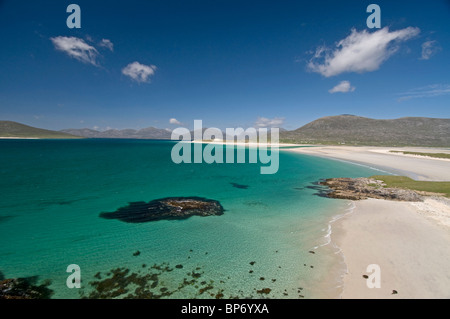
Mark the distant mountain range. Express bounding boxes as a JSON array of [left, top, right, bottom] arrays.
[[1, 115, 449, 147], [60, 127, 172, 139]]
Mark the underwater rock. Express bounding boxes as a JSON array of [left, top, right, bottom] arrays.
[[256, 288, 271, 294], [0, 277, 53, 299], [0, 216, 14, 224], [100, 197, 224, 223], [230, 183, 249, 189]]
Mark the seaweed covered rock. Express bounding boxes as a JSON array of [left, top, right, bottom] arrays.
[[100, 197, 224, 223], [0, 277, 53, 299], [320, 178, 423, 201]]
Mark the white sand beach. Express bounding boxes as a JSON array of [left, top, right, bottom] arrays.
[[287, 145, 450, 181], [333, 198, 450, 299], [286, 145, 450, 298]]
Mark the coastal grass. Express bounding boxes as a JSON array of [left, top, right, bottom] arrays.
[[371, 175, 450, 198], [390, 151, 450, 159]]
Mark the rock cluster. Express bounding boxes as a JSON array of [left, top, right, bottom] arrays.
[[100, 197, 225, 223], [0, 277, 53, 299], [320, 177, 423, 201]]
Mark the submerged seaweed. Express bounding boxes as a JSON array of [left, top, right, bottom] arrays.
[[0, 276, 53, 299], [230, 182, 249, 189], [81, 255, 308, 299], [0, 216, 14, 224], [100, 196, 224, 223], [306, 180, 331, 198]]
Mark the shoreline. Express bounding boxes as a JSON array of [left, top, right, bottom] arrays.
[[296, 145, 450, 298], [0, 137, 40, 139], [330, 198, 450, 299], [285, 145, 450, 181]]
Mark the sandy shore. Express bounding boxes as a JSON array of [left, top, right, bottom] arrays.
[[203, 140, 450, 297], [284, 145, 450, 298], [333, 198, 450, 299], [287, 145, 450, 181]]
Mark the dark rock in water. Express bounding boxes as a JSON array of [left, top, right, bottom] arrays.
[[133, 251, 141, 257], [256, 288, 271, 294], [175, 264, 183, 269], [0, 276, 53, 299], [100, 197, 224, 223], [230, 183, 249, 189], [306, 181, 331, 198], [0, 216, 14, 224]]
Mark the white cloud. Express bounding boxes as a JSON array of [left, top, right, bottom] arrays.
[[122, 61, 157, 83], [420, 40, 441, 60], [50, 36, 99, 66], [169, 118, 182, 125], [308, 27, 420, 77], [398, 84, 450, 101], [99, 39, 114, 52], [255, 117, 285, 128], [329, 80, 355, 94]]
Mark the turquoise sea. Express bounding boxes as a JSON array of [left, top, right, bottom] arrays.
[[0, 139, 380, 299]]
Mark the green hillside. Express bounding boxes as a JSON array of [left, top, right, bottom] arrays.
[[280, 115, 450, 147], [0, 121, 81, 139]]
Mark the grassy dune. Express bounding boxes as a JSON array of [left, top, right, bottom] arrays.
[[390, 151, 450, 159], [372, 175, 450, 198]]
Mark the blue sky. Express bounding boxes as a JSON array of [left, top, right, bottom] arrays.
[[0, 0, 449, 131]]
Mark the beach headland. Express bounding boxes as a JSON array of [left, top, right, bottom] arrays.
[[287, 145, 450, 298]]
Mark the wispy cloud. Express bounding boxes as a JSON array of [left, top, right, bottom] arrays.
[[398, 84, 450, 101], [329, 80, 355, 94], [99, 39, 114, 52], [122, 61, 157, 83], [50, 36, 99, 66], [420, 40, 441, 60], [169, 118, 182, 125], [308, 27, 420, 77], [255, 117, 285, 128]]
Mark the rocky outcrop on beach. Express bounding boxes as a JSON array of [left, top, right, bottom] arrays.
[[100, 197, 224, 223], [320, 177, 423, 201]]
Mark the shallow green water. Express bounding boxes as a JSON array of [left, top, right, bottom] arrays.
[[0, 139, 380, 298]]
